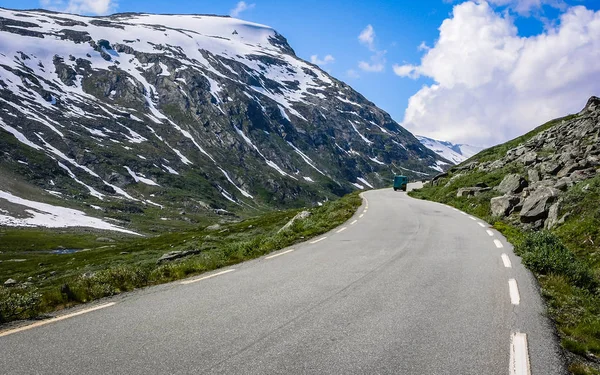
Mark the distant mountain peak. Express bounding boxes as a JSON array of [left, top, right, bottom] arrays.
[[416, 135, 483, 165]]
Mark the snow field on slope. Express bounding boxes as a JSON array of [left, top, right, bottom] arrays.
[[0, 190, 139, 235]]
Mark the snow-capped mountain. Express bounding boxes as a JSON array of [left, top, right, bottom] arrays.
[[416, 136, 483, 165], [0, 8, 446, 232]]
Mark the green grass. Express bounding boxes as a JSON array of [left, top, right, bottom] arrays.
[[0, 192, 362, 324]]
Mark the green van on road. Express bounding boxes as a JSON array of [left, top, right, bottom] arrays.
[[393, 175, 408, 191]]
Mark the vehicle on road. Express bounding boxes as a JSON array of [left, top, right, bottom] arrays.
[[393, 175, 408, 191]]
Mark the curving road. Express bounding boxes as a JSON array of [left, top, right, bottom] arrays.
[[0, 188, 567, 374]]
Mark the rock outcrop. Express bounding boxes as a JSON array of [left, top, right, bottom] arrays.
[[447, 96, 600, 229]]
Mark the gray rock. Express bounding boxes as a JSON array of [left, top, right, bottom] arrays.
[[455, 162, 479, 172], [206, 224, 221, 231], [528, 169, 541, 183], [4, 278, 17, 286], [557, 163, 580, 178], [520, 187, 560, 223], [490, 195, 521, 217], [488, 160, 505, 170], [570, 168, 596, 182], [496, 174, 528, 194], [554, 177, 573, 191], [540, 161, 562, 176], [545, 201, 561, 229], [156, 248, 203, 264], [520, 151, 538, 166], [278, 210, 312, 233]]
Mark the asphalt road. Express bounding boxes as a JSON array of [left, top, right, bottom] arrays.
[[0, 188, 567, 374]]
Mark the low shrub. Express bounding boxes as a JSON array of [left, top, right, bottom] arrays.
[[515, 231, 597, 292], [0, 287, 42, 323]]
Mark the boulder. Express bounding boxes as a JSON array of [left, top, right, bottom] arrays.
[[570, 168, 597, 182], [157, 248, 202, 264], [545, 202, 561, 229], [528, 169, 541, 183], [496, 174, 528, 194], [520, 187, 560, 223], [456, 187, 491, 197], [557, 163, 580, 178], [278, 210, 312, 233], [554, 177, 573, 191], [206, 224, 221, 231], [520, 151, 538, 166], [490, 195, 521, 217], [488, 160, 505, 170], [4, 278, 17, 287], [540, 161, 562, 176], [454, 162, 479, 172]]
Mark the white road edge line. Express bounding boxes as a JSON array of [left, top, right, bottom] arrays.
[[510, 332, 531, 375], [359, 214, 364, 218], [350, 220, 358, 225], [487, 230, 494, 237], [265, 249, 294, 259], [336, 227, 347, 233], [181, 269, 236, 285], [0, 302, 116, 338], [461, 212, 467, 215], [478, 222, 486, 228], [509, 279, 521, 305], [494, 239, 504, 248], [501, 253, 512, 268], [310, 237, 327, 244], [469, 216, 477, 221]]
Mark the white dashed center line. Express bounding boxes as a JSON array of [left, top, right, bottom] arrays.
[[310, 237, 327, 244], [510, 332, 531, 375], [509, 279, 521, 305], [181, 269, 236, 285], [487, 230, 494, 237], [501, 253, 512, 268], [336, 227, 347, 233], [478, 222, 486, 228], [0, 302, 116, 338], [359, 214, 364, 218], [265, 249, 294, 259], [350, 220, 358, 225], [494, 239, 504, 248]]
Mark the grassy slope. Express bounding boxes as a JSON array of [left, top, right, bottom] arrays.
[[409, 114, 600, 375], [0, 192, 362, 324]]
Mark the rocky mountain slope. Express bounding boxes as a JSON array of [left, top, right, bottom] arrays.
[[417, 135, 482, 165], [0, 8, 446, 233], [441, 97, 600, 230], [411, 96, 600, 372]]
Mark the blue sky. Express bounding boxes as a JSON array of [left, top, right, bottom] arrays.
[[2, 0, 600, 146]]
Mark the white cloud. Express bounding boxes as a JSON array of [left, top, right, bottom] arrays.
[[40, 0, 115, 15], [230, 1, 255, 18], [310, 54, 335, 66], [397, 1, 600, 146], [357, 25, 386, 73], [392, 64, 418, 78], [358, 24, 376, 51], [358, 61, 384, 72]]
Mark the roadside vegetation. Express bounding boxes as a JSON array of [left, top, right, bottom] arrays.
[[0, 192, 362, 325], [410, 174, 600, 374]]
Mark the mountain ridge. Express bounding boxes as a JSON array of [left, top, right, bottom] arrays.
[[416, 135, 483, 165], [0, 8, 444, 233]]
